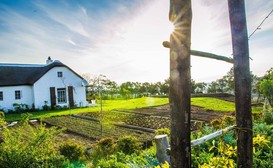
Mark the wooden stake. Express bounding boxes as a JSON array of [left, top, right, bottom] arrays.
[[169, 0, 192, 167], [228, 0, 253, 167]]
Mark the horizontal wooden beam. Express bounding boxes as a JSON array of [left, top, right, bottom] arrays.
[[163, 41, 234, 64], [191, 125, 235, 146]]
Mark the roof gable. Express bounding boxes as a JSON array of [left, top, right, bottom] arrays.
[[0, 61, 84, 86]]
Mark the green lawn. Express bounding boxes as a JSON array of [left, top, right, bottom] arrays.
[[4, 97, 169, 122], [4, 97, 262, 121], [191, 97, 235, 112]]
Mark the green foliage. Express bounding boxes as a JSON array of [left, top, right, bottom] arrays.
[[210, 118, 223, 130], [263, 112, 273, 124], [200, 156, 235, 168], [116, 136, 141, 155], [260, 79, 273, 106], [12, 103, 29, 113], [90, 137, 116, 166], [97, 158, 130, 168], [59, 141, 85, 161], [18, 113, 33, 126], [222, 115, 235, 126], [0, 122, 67, 168], [253, 134, 270, 153], [0, 111, 6, 127], [155, 128, 170, 138]]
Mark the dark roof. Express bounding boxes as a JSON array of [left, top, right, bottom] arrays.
[[0, 61, 84, 86]]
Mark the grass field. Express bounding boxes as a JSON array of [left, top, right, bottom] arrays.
[[4, 97, 169, 121], [4, 97, 262, 121]]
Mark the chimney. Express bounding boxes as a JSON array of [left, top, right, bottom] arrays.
[[46, 56, 53, 64]]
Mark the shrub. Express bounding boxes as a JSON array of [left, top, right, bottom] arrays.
[[90, 137, 116, 166], [96, 137, 115, 156], [97, 159, 130, 168], [155, 128, 170, 138], [210, 118, 222, 130], [59, 141, 85, 161], [0, 122, 66, 168], [263, 112, 273, 125], [200, 156, 235, 168], [0, 111, 5, 127], [116, 136, 141, 155], [222, 115, 235, 126]]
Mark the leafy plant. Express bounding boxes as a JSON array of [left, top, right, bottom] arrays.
[[116, 136, 141, 155], [253, 134, 270, 153], [200, 156, 235, 168], [59, 141, 85, 161], [0, 121, 67, 168], [155, 128, 170, 138], [259, 79, 273, 106], [0, 111, 5, 128]]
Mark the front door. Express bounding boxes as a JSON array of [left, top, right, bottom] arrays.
[[50, 87, 56, 109], [68, 86, 74, 108]]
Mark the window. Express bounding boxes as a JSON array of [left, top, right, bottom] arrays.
[[15, 90, 21, 100], [57, 71, 63, 78], [57, 88, 66, 103], [0, 91, 3, 101]]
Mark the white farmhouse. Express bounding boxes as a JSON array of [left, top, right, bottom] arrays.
[[0, 57, 87, 112]]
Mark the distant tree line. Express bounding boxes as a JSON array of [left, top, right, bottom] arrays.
[[82, 67, 273, 105]]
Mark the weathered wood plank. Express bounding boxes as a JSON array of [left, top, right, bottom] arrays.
[[169, 0, 192, 167], [228, 0, 253, 167]]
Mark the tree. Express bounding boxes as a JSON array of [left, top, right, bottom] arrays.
[[259, 68, 273, 106], [260, 79, 273, 106], [195, 82, 207, 93]]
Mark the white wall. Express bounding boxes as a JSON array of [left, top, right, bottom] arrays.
[[33, 67, 86, 109], [0, 85, 34, 112]]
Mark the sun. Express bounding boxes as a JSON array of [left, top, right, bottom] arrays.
[[167, 21, 175, 35]]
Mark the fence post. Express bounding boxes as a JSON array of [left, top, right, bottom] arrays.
[[228, 0, 253, 167], [169, 0, 192, 167], [155, 135, 170, 164]]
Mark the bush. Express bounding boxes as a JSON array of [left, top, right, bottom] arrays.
[[211, 118, 222, 130], [0, 111, 5, 127], [263, 112, 273, 125], [0, 122, 67, 168], [59, 141, 85, 161], [90, 137, 116, 166], [222, 115, 235, 126], [155, 128, 170, 138], [116, 136, 141, 155], [96, 137, 115, 156], [97, 159, 130, 168]]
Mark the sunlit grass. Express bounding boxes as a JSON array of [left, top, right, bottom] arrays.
[[191, 97, 235, 112], [5, 97, 169, 122], [5, 97, 262, 121]]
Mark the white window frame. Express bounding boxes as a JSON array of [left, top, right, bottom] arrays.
[[57, 88, 66, 103], [15, 90, 21, 100]]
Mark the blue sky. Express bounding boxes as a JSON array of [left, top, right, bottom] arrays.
[[0, 0, 273, 83]]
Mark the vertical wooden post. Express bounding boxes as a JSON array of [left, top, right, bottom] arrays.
[[155, 135, 170, 164], [228, 1, 253, 167], [169, 0, 192, 167]]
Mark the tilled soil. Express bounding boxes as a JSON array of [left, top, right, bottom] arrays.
[[132, 104, 234, 123]]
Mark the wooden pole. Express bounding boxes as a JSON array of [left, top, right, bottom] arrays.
[[163, 41, 234, 63], [169, 0, 192, 167], [228, 1, 253, 167], [155, 135, 170, 164]]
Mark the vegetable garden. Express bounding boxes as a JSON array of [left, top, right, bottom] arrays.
[[1, 97, 272, 167]]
